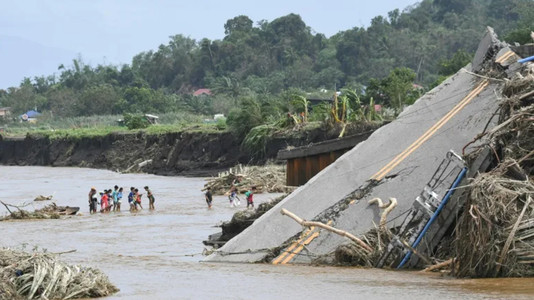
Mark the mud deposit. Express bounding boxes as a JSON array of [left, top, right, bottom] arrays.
[[1, 166, 533, 300]]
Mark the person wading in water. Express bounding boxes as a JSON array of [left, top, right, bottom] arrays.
[[88, 188, 98, 214], [205, 187, 213, 209], [145, 186, 155, 210]]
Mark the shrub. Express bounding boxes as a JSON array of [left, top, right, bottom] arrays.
[[226, 97, 264, 139], [123, 113, 149, 130], [243, 124, 276, 158], [215, 117, 227, 130]]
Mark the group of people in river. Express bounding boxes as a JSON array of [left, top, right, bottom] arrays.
[[204, 174, 257, 209], [87, 175, 255, 213], [88, 185, 155, 214]]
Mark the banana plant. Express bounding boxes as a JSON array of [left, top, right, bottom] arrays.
[[291, 95, 309, 123]]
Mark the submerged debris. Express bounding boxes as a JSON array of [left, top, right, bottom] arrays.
[[34, 195, 53, 202], [0, 248, 118, 300], [334, 228, 392, 267], [332, 200, 398, 267], [0, 202, 79, 221], [204, 195, 287, 248], [203, 164, 295, 195]]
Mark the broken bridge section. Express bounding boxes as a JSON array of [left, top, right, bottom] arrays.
[[204, 30, 502, 264]]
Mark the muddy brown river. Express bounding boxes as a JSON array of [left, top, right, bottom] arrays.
[[1, 166, 533, 299]]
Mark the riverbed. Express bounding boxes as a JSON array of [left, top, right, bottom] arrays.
[[1, 166, 533, 300]]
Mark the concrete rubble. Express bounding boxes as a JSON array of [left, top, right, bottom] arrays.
[[204, 28, 534, 277]]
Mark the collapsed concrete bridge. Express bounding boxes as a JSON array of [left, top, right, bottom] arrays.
[[204, 28, 516, 266]]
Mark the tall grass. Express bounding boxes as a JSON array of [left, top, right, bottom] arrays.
[[1, 111, 210, 139]]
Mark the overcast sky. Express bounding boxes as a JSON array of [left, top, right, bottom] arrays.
[[0, 0, 417, 88]]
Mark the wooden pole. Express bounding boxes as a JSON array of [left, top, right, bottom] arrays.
[[421, 258, 455, 272], [281, 208, 373, 252]]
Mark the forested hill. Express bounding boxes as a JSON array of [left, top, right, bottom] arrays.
[[1, 0, 534, 117]]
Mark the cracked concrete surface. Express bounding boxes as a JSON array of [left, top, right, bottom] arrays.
[[205, 66, 500, 263], [205, 28, 505, 264]]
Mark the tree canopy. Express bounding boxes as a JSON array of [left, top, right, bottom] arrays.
[[1, 0, 533, 117]]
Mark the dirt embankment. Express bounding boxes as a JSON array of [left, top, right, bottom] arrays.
[[0, 123, 380, 176]]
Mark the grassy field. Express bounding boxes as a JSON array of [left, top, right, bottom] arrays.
[[0, 112, 223, 140]]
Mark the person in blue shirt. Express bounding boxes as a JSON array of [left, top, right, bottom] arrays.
[[116, 187, 123, 212], [112, 185, 119, 212], [128, 187, 136, 212]]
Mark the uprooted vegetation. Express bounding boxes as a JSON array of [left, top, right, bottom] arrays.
[[0, 248, 118, 300], [203, 164, 295, 195], [0, 202, 78, 221], [452, 74, 534, 278]]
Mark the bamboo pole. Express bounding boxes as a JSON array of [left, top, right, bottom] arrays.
[[280, 208, 373, 252], [421, 258, 455, 272]]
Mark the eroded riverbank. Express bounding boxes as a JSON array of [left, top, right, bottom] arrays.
[[1, 166, 533, 300]]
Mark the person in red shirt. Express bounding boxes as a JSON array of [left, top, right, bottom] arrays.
[[135, 188, 144, 210], [245, 186, 256, 209], [101, 190, 109, 213]]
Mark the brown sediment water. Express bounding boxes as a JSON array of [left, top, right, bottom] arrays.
[[1, 166, 533, 300]]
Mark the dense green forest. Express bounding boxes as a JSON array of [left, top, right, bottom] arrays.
[[1, 0, 534, 118]]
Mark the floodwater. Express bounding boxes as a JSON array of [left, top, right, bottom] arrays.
[[1, 166, 533, 300]]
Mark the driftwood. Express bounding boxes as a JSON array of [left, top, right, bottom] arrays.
[[368, 197, 398, 231], [280, 208, 373, 252], [204, 164, 295, 195], [421, 258, 455, 272], [34, 195, 53, 202], [0, 201, 78, 221]]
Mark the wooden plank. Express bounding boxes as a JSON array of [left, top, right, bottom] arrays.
[[294, 158, 300, 186], [310, 156, 321, 179], [286, 160, 294, 186], [305, 157, 312, 183], [297, 158, 307, 186]]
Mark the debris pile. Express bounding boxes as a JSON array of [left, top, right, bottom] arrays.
[[204, 195, 287, 248], [0, 248, 118, 300], [0, 202, 79, 221], [203, 164, 295, 195], [332, 198, 398, 267], [333, 228, 391, 267], [454, 74, 534, 278]]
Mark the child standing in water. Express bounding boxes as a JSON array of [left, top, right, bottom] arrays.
[[145, 186, 155, 210], [135, 188, 144, 210], [228, 186, 240, 207], [106, 189, 113, 212], [100, 190, 109, 213], [112, 186, 119, 212], [88, 188, 98, 214], [205, 187, 213, 209], [128, 187, 136, 212], [245, 186, 256, 209], [116, 187, 123, 212]]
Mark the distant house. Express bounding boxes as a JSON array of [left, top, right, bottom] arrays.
[[374, 104, 382, 112], [0, 107, 10, 118], [20, 110, 41, 122], [193, 89, 212, 96]]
